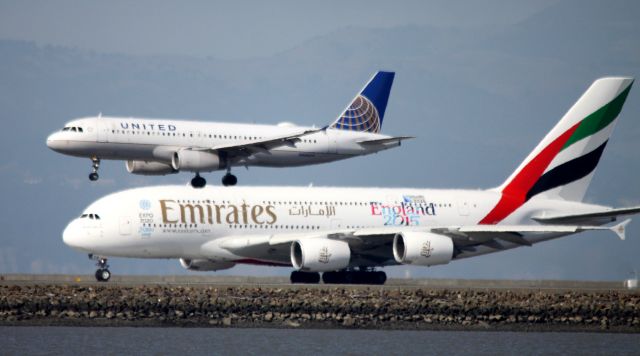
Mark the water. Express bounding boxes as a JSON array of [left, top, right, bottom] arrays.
[[2, 327, 639, 355]]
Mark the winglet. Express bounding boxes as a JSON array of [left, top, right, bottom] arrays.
[[611, 219, 631, 240]]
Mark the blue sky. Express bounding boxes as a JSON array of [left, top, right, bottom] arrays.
[[0, 0, 639, 280]]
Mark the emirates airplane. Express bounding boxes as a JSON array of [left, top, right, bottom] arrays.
[[46, 71, 410, 187], [62, 77, 638, 284]]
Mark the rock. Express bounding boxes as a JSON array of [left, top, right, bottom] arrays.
[[264, 312, 273, 322], [222, 317, 232, 326], [284, 320, 300, 328], [342, 315, 355, 327]]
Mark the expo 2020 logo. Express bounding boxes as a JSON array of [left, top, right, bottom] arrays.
[[139, 199, 151, 210]]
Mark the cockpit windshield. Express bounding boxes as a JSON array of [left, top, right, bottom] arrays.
[[80, 213, 100, 220], [62, 126, 84, 132]]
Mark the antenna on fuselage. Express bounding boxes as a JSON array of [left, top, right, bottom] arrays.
[[98, 112, 102, 118]]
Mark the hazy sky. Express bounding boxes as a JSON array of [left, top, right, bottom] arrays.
[[1, 0, 639, 280], [0, 0, 555, 59]]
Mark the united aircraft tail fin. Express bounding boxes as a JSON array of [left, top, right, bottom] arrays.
[[480, 77, 634, 224], [328, 71, 395, 133]]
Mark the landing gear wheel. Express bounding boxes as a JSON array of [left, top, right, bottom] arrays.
[[221, 173, 237, 186], [89, 157, 101, 181], [95, 268, 111, 282], [290, 271, 320, 284], [190, 174, 207, 188], [91, 255, 111, 282], [322, 270, 387, 285]]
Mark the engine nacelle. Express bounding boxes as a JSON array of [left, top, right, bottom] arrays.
[[290, 238, 350, 272], [179, 258, 235, 271], [393, 231, 453, 266], [126, 160, 177, 175], [172, 150, 221, 172]]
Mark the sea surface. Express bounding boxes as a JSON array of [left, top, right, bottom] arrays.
[[2, 327, 639, 355]]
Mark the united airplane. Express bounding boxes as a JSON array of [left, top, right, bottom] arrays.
[[46, 71, 410, 187], [62, 77, 638, 284]]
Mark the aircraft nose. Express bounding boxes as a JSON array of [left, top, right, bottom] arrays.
[[62, 219, 85, 250], [46, 132, 66, 152]]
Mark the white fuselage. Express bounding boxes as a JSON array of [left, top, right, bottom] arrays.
[[46, 116, 398, 169], [62, 185, 608, 268]]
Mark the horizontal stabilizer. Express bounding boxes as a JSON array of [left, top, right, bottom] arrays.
[[533, 205, 640, 225], [357, 136, 414, 146]]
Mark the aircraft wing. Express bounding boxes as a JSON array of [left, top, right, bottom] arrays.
[[532, 205, 640, 225], [208, 127, 322, 157], [208, 221, 630, 266]]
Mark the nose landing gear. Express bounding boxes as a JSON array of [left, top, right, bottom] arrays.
[[89, 157, 100, 181], [90, 254, 111, 282]]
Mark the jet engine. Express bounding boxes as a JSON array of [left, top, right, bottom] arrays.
[[179, 258, 235, 271], [290, 238, 350, 272], [171, 150, 221, 172], [393, 231, 453, 266], [126, 160, 177, 175]]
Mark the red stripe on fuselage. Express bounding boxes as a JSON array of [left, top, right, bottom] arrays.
[[479, 122, 580, 224]]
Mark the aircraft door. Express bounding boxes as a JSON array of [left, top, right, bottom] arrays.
[[97, 119, 108, 143], [325, 130, 338, 154], [119, 216, 132, 235], [457, 201, 470, 216]]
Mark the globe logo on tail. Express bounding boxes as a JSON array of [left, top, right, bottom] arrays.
[[331, 95, 381, 133]]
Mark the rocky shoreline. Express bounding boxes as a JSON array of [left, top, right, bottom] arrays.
[[1, 285, 638, 332]]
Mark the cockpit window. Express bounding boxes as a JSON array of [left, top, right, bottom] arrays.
[[62, 126, 83, 132], [80, 213, 100, 220]]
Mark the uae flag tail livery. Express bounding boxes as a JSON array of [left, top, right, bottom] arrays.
[[480, 77, 634, 225]]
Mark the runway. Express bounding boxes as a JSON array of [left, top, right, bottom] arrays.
[[0, 274, 634, 291]]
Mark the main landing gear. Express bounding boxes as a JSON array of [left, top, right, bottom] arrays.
[[221, 169, 237, 187], [190, 173, 207, 188], [290, 269, 387, 285], [90, 254, 111, 282], [290, 271, 321, 284], [189, 169, 238, 188], [323, 270, 387, 285], [89, 157, 100, 181]]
